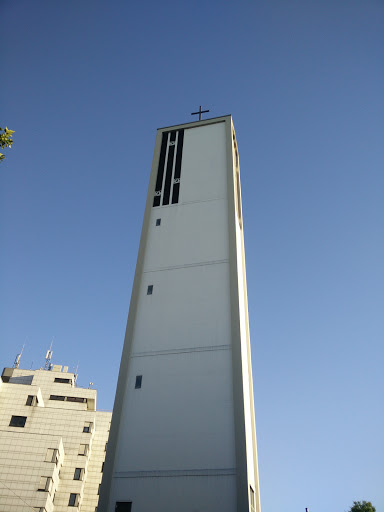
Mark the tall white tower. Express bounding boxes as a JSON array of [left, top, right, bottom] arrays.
[[99, 115, 261, 512]]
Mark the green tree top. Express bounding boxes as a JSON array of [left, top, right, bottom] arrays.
[[349, 501, 376, 512], [0, 126, 15, 161]]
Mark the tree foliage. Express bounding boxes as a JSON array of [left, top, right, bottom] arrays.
[[349, 501, 376, 512], [0, 126, 15, 161]]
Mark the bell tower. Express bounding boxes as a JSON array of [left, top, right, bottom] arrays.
[[99, 115, 261, 512]]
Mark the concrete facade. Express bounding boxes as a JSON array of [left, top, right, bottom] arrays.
[[99, 116, 261, 512], [0, 365, 111, 512]]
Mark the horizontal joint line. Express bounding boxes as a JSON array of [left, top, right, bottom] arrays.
[[144, 259, 229, 273], [131, 345, 231, 358], [114, 468, 236, 479], [181, 197, 226, 205]]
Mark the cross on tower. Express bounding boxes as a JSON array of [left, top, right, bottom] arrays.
[[191, 105, 210, 121]]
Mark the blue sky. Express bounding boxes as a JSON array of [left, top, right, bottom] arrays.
[[1, 1, 383, 511]]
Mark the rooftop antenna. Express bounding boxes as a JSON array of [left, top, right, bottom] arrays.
[[88, 382, 94, 389], [44, 338, 54, 370], [13, 344, 25, 369], [74, 363, 79, 386]]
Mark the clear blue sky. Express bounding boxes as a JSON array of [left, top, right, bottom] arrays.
[[1, 1, 383, 512]]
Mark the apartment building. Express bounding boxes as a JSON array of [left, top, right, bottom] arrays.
[[0, 364, 111, 512]]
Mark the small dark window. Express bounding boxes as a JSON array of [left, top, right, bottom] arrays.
[[156, 218, 161, 226], [26, 395, 35, 406], [115, 503, 132, 512], [54, 378, 71, 384], [147, 285, 153, 295], [9, 415, 27, 427], [135, 375, 142, 389], [50, 395, 65, 401], [73, 468, 82, 481], [101, 462, 104, 472], [69, 493, 79, 507], [67, 396, 87, 403], [83, 421, 92, 433]]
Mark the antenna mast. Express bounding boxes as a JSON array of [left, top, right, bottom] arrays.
[[13, 344, 25, 369], [44, 338, 54, 370], [74, 363, 79, 386]]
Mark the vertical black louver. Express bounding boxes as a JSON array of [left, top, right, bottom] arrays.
[[153, 129, 184, 207], [172, 129, 184, 204]]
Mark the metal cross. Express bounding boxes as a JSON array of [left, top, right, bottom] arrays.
[[191, 105, 210, 121]]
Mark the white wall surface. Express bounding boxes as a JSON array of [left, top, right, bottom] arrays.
[[236, 218, 256, 489], [111, 474, 237, 512], [180, 122, 227, 203], [145, 198, 228, 270], [115, 348, 235, 472], [107, 120, 247, 512], [132, 262, 231, 353]]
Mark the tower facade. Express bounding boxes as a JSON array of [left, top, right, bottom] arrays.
[[100, 115, 261, 512]]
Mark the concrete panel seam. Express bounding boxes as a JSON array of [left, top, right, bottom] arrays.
[[114, 468, 236, 478], [131, 345, 231, 358], [181, 196, 226, 205], [143, 259, 229, 273]]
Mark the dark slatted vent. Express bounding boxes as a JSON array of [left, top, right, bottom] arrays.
[[153, 129, 184, 207]]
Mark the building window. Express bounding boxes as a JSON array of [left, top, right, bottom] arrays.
[[49, 395, 86, 403], [9, 415, 27, 427], [115, 503, 132, 512], [54, 377, 71, 384], [68, 493, 80, 507], [101, 462, 104, 472], [38, 476, 52, 493], [67, 396, 87, 403], [45, 448, 59, 464], [26, 395, 38, 406], [83, 421, 93, 433], [79, 444, 89, 456], [135, 375, 142, 389], [156, 218, 161, 226], [50, 395, 65, 401], [147, 285, 153, 295], [73, 468, 84, 481], [250, 486, 255, 512]]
